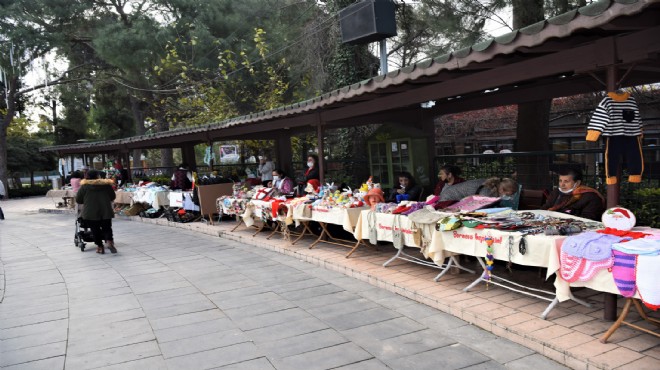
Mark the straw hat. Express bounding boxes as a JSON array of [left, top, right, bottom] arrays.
[[364, 188, 385, 206]]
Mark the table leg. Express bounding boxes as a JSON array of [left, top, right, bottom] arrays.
[[291, 221, 313, 245], [600, 298, 633, 343]]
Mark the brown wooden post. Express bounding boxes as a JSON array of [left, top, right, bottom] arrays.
[[276, 130, 293, 176], [603, 65, 619, 322], [181, 143, 197, 172], [316, 113, 325, 184]]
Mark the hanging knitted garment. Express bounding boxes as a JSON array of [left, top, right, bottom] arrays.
[[636, 254, 660, 310], [612, 250, 637, 298]]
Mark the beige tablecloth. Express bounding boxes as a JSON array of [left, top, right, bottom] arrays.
[[46, 189, 76, 199], [309, 206, 366, 233], [114, 191, 134, 205]]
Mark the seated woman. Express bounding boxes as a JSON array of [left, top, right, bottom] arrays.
[[541, 167, 604, 221], [270, 168, 294, 196], [434, 165, 465, 196], [439, 177, 518, 202], [387, 171, 422, 203]]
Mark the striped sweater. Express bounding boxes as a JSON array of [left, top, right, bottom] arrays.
[[586, 92, 642, 141]]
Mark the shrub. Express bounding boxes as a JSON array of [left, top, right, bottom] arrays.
[[629, 188, 660, 228], [8, 185, 51, 198]]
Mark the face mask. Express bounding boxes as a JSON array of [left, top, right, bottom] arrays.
[[307, 162, 314, 168], [500, 195, 512, 201], [272, 176, 280, 182], [559, 183, 578, 194]]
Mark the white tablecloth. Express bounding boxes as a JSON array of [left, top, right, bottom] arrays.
[[132, 188, 170, 208], [308, 206, 366, 233]]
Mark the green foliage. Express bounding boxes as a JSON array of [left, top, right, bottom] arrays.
[[8, 185, 51, 198], [146, 175, 172, 186], [7, 135, 57, 175], [629, 188, 660, 228]]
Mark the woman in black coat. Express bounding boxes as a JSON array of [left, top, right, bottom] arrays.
[[76, 170, 117, 254]]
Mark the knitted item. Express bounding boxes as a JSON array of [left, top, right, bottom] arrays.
[[560, 251, 586, 283], [561, 232, 620, 261], [401, 202, 424, 215], [612, 250, 637, 298], [577, 257, 613, 282], [597, 228, 649, 239], [636, 254, 660, 310], [612, 238, 660, 256]]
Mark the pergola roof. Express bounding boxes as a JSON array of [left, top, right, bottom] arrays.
[[42, 0, 660, 155]]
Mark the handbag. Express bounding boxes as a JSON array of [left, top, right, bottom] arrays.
[[392, 214, 404, 250], [367, 211, 378, 245]]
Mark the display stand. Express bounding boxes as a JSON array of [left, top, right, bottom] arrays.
[[463, 258, 591, 319], [600, 298, 660, 343], [383, 251, 474, 281], [309, 221, 364, 257], [196, 183, 233, 225], [290, 221, 315, 245]]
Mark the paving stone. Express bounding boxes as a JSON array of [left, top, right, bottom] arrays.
[[273, 342, 373, 370], [212, 356, 276, 369], [149, 309, 226, 331], [505, 354, 571, 369], [232, 307, 315, 331], [352, 329, 456, 361], [306, 297, 380, 320], [278, 283, 345, 301], [223, 298, 297, 318], [386, 343, 490, 370], [464, 337, 535, 364], [245, 317, 330, 342], [0, 309, 68, 330], [93, 355, 168, 370], [341, 316, 426, 341], [324, 306, 402, 331], [1, 355, 65, 370], [165, 342, 262, 369], [255, 328, 348, 359], [65, 340, 161, 369], [333, 358, 392, 370], [159, 328, 251, 359], [0, 340, 66, 367], [154, 317, 236, 343]]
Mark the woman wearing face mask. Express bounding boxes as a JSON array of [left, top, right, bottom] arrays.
[[270, 168, 294, 195], [304, 154, 320, 182], [541, 167, 604, 221]]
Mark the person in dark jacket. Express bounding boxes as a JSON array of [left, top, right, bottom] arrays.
[[304, 154, 320, 182], [76, 170, 117, 254], [541, 167, 605, 221], [171, 163, 193, 190], [387, 171, 422, 203]]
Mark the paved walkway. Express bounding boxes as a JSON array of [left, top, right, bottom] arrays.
[[0, 198, 567, 370]]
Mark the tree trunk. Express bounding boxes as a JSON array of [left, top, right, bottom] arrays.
[[512, 0, 544, 29], [130, 96, 146, 169], [0, 75, 18, 196]]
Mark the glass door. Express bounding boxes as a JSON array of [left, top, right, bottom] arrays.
[[369, 142, 390, 187]]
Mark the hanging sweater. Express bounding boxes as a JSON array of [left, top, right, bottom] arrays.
[[586, 92, 642, 141]]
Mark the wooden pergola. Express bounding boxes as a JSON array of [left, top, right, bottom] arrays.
[[41, 0, 660, 319]]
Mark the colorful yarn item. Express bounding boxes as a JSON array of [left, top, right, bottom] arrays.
[[612, 250, 637, 298], [484, 234, 494, 288]]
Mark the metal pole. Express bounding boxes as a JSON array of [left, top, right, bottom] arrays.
[[316, 114, 325, 184], [603, 65, 619, 322], [379, 39, 388, 75]]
